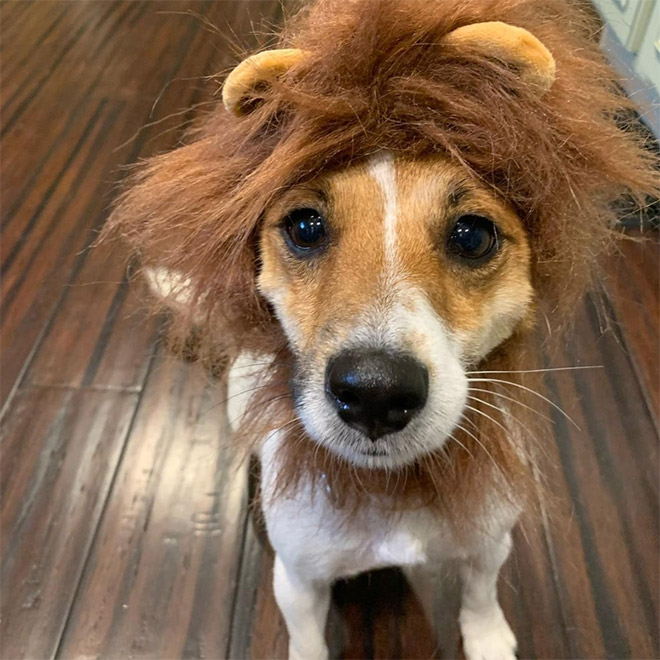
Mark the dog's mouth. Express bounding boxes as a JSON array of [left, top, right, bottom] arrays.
[[356, 444, 390, 457]]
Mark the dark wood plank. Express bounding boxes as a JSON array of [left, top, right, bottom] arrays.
[[0, 387, 140, 660], [532, 301, 657, 659], [228, 521, 290, 660], [500, 522, 572, 659], [22, 243, 158, 391], [56, 358, 248, 659], [0, 1, 31, 30], [0, 2, 67, 66], [605, 233, 660, 422], [0, 0, 282, 407], [1, 3, 285, 659], [336, 568, 442, 659]]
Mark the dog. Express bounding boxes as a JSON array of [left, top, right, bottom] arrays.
[[107, 1, 658, 658]]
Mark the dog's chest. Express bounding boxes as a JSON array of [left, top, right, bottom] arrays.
[[259, 434, 462, 581]]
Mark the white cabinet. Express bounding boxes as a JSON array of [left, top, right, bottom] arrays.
[[633, 3, 660, 90], [592, 0, 655, 51], [594, 0, 660, 137]]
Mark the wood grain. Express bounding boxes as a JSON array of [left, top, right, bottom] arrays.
[[0, 1, 282, 657], [0, 387, 139, 659], [57, 358, 248, 659], [0, 0, 283, 407], [605, 235, 660, 422]]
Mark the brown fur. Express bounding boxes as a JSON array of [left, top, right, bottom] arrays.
[[105, 0, 658, 530]]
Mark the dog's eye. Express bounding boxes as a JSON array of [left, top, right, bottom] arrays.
[[283, 208, 327, 253], [447, 215, 498, 263]]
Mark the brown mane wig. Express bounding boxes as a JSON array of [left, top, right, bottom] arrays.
[[106, 0, 658, 529]]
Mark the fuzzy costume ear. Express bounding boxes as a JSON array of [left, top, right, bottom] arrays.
[[222, 48, 307, 116], [442, 21, 556, 94]]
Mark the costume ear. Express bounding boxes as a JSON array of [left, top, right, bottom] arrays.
[[222, 48, 307, 116], [442, 21, 556, 94]]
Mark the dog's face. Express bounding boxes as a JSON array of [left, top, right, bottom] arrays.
[[258, 153, 534, 468]]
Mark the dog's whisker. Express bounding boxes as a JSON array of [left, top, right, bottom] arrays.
[[384, 462, 393, 493], [321, 441, 331, 477], [461, 413, 480, 432], [400, 464, 410, 496], [447, 432, 474, 458], [229, 360, 294, 370], [271, 418, 304, 435], [463, 400, 547, 468], [465, 365, 602, 375], [466, 377, 580, 430], [466, 394, 533, 434], [454, 417, 508, 483], [351, 464, 368, 496], [200, 380, 289, 416], [462, 404, 510, 441], [467, 387, 553, 424], [465, 396, 539, 460], [235, 393, 292, 428], [422, 453, 443, 498]]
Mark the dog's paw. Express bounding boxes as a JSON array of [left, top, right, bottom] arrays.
[[459, 605, 517, 660], [288, 642, 329, 660]]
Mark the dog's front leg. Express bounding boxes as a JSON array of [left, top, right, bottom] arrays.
[[273, 554, 331, 660], [459, 531, 516, 660]]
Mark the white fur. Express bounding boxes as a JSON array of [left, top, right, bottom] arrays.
[[226, 352, 274, 429], [264, 433, 518, 660], [228, 353, 519, 660], [369, 152, 399, 276], [459, 533, 518, 660]]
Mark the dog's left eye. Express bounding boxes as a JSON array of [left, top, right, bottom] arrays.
[[283, 208, 327, 253], [446, 215, 499, 263]]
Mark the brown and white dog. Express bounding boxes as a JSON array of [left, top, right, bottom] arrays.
[[108, 0, 658, 658]]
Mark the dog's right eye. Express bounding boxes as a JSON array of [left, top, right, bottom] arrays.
[[282, 208, 328, 254]]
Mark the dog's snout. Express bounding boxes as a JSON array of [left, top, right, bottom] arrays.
[[325, 349, 429, 440]]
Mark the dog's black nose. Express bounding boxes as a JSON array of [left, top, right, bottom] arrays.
[[325, 349, 429, 440]]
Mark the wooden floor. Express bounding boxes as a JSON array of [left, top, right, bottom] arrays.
[[1, 2, 658, 659]]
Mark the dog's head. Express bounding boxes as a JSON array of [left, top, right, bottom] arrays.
[[257, 151, 534, 467], [108, 0, 657, 474]]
